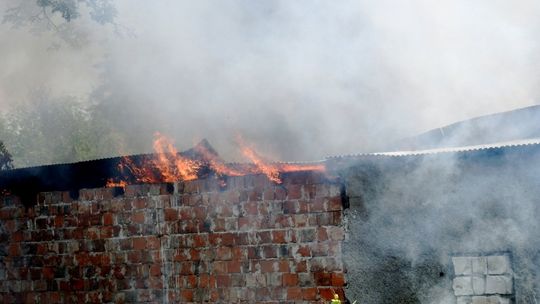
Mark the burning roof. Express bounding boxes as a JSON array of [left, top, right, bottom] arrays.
[[0, 134, 325, 206]]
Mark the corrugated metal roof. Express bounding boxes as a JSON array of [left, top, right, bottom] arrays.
[[326, 138, 540, 159]]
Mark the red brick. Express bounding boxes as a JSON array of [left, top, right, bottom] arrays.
[[71, 279, 84, 291], [132, 211, 145, 223], [272, 230, 286, 243], [309, 198, 325, 212], [283, 201, 297, 214], [327, 196, 342, 211], [216, 246, 232, 260], [103, 213, 113, 226], [216, 275, 231, 287], [213, 261, 227, 274], [244, 202, 258, 215], [179, 208, 192, 220], [238, 217, 250, 230], [186, 275, 198, 288], [258, 231, 272, 243], [318, 227, 328, 241], [263, 189, 275, 200], [8, 243, 20, 256], [231, 247, 245, 260], [133, 237, 146, 250], [12, 231, 24, 242], [263, 245, 277, 258], [303, 287, 318, 300], [43, 267, 55, 280], [248, 247, 261, 259], [181, 289, 194, 302], [318, 287, 335, 300], [221, 233, 235, 246], [275, 187, 287, 200], [314, 272, 332, 286], [282, 273, 298, 286], [189, 248, 200, 261], [296, 245, 311, 257], [147, 236, 161, 250], [331, 273, 345, 286], [296, 261, 308, 272], [53, 216, 64, 228], [213, 218, 226, 231], [248, 189, 262, 201], [288, 185, 302, 199], [278, 260, 290, 272], [193, 206, 207, 219], [227, 260, 242, 273], [133, 198, 147, 209], [287, 287, 303, 300], [164, 208, 178, 221], [127, 251, 142, 263], [150, 264, 161, 277], [260, 260, 276, 273], [192, 234, 207, 247], [312, 242, 329, 257], [198, 274, 211, 288]]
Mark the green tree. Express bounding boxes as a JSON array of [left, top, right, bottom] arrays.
[[3, 0, 119, 47], [0, 88, 124, 167]]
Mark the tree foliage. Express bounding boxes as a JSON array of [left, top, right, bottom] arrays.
[[0, 89, 125, 168], [3, 0, 119, 47]]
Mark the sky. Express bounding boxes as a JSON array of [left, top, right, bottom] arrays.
[[1, 0, 539, 161]]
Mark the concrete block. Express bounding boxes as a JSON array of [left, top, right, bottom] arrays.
[[453, 256, 472, 275], [457, 296, 472, 304], [487, 296, 510, 304], [472, 257, 487, 275], [453, 276, 474, 296], [485, 275, 512, 295], [472, 296, 488, 304], [487, 256, 511, 275], [472, 276, 486, 295], [472, 296, 508, 304]]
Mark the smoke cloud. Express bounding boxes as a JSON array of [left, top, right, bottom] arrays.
[[341, 148, 540, 303], [1, 0, 540, 163]]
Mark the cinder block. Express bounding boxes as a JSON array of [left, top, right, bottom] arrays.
[[453, 276, 474, 296], [485, 275, 512, 295], [487, 256, 511, 275], [457, 296, 472, 304], [472, 257, 487, 275], [487, 296, 510, 304], [453, 257, 472, 275], [472, 276, 486, 295], [472, 296, 488, 304]]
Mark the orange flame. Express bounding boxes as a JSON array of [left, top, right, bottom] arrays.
[[238, 143, 281, 183], [105, 179, 127, 188], [107, 133, 325, 187], [194, 142, 245, 177], [152, 133, 200, 182]]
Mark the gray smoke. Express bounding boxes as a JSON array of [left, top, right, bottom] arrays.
[[1, 0, 540, 163], [341, 149, 540, 303]]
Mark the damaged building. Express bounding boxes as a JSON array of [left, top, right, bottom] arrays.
[[0, 135, 539, 303]]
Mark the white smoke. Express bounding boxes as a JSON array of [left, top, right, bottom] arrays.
[[1, 0, 539, 161]]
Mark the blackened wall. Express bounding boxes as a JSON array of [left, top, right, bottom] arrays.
[[335, 144, 540, 303]]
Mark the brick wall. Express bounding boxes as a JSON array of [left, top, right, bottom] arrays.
[[0, 171, 347, 303]]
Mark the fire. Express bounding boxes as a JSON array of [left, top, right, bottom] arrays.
[[236, 137, 281, 183], [152, 133, 200, 182], [106, 133, 325, 187], [105, 179, 128, 188]]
